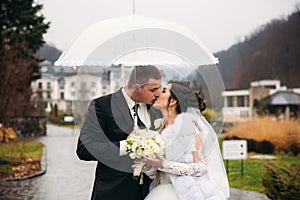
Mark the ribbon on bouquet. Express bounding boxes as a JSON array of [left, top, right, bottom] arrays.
[[133, 160, 145, 184]]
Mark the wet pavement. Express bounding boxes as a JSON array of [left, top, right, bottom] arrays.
[[230, 188, 269, 200], [0, 124, 269, 200], [0, 124, 96, 200]]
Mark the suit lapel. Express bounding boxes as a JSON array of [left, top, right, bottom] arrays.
[[148, 105, 163, 130], [111, 89, 162, 132], [111, 89, 134, 133]]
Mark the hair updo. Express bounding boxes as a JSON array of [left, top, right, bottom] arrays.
[[168, 80, 206, 114]]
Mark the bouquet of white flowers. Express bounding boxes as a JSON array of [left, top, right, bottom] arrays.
[[126, 128, 165, 178]]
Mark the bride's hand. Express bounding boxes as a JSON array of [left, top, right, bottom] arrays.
[[131, 158, 141, 169], [143, 153, 164, 168], [132, 159, 152, 172]]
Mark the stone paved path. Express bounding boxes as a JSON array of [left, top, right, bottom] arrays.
[[0, 124, 269, 200], [0, 124, 95, 200], [230, 188, 269, 200]]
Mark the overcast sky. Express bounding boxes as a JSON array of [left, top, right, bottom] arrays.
[[36, 0, 299, 53]]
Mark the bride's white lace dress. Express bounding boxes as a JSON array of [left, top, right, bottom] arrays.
[[145, 110, 229, 200]]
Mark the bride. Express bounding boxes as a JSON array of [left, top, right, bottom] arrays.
[[143, 80, 230, 200]]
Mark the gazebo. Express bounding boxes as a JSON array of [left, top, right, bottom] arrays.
[[263, 91, 300, 120]]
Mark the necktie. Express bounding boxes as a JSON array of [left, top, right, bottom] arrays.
[[132, 104, 146, 129]]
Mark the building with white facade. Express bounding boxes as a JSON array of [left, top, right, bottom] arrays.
[[31, 61, 133, 114], [222, 80, 300, 122]]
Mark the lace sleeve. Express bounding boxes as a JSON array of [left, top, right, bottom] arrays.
[[158, 122, 207, 177], [158, 159, 207, 176]]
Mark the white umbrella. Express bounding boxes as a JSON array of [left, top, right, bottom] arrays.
[[57, 16, 226, 173], [54, 15, 218, 67], [54, 15, 224, 133]]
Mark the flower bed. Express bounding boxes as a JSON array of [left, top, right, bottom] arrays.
[[0, 140, 44, 180]]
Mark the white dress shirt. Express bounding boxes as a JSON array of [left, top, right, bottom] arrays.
[[119, 87, 151, 155], [121, 87, 151, 128]]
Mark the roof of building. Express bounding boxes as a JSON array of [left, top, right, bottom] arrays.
[[40, 60, 79, 78], [263, 91, 300, 105], [40, 60, 110, 79]]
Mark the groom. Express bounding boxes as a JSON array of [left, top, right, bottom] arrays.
[[76, 65, 162, 200]]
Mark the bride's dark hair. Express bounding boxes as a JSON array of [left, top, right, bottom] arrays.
[[168, 80, 206, 113]]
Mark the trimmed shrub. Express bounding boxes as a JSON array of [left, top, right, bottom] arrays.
[[262, 162, 300, 200], [223, 135, 275, 154], [223, 118, 300, 155]]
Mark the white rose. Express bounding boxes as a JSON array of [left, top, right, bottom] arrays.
[[129, 153, 136, 159], [136, 148, 143, 157], [154, 118, 164, 129]]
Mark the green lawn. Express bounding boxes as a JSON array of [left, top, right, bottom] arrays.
[[0, 140, 44, 178], [225, 153, 300, 193]]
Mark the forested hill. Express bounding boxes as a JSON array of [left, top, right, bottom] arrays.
[[215, 8, 300, 90]]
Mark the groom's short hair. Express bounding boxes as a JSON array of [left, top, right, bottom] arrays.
[[127, 65, 161, 88]]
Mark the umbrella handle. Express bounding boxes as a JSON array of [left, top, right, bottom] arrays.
[[134, 115, 138, 130]]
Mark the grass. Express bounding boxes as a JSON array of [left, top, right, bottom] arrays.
[[218, 117, 300, 193], [218, 128, 300, 194], [223, 152, 300, 193], [0, 140, 44, 179]]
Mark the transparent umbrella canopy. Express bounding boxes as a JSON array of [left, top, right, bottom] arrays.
[[54, 15, 218, 67], [54, 15, 225, 133]]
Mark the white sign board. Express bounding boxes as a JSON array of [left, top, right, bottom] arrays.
[[64, 116, 74, 122], [222, 140, 247, 160]]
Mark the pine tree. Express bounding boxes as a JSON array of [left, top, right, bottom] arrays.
[[0, 0, 49, 123]]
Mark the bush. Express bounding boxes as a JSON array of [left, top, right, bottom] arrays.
[[202, 108, 221, 122], [0, 126, 17, 143], [223, 118, 300, 155], [262, 162, 300, 200], [223, 135, 275, 154], [248, 139, 275, 154]]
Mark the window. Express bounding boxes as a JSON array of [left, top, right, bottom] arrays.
[[59, 78, 65, 89], [38, 82, 42, 89], [47, 82, 51, 89], [60, 92, 64, 99], [227, 96, 233, 107], [265, 85, 276, 89], [245, 96, 249, 107], [47, 91, 51, 99], [237, 96, 244, 107]]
